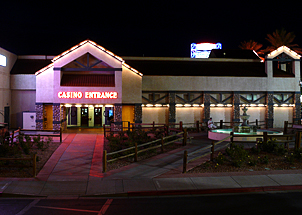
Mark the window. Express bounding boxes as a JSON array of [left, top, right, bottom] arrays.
[[0, 54, 6, 67]]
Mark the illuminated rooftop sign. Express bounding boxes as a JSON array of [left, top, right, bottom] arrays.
[[58, 91, 118, 99], [191, 43, 222, 58], [0, 54, 6, 67]]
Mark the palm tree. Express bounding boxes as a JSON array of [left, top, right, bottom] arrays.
[[239, 40, 264, 55], [264, 28, 302, 54]]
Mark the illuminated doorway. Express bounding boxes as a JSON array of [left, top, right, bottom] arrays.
[[94, 107, 102, 126], [81, 107, 89, 126]]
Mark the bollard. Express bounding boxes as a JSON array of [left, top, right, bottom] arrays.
[[180, 121, 183, 131], [183, 150, 188, 173], [102, 150, 107, 173], [196, 121, 199, 133], [220, 120, 223, 129]]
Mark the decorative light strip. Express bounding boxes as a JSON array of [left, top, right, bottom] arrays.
[[35, 40, 143, 77], [267, 46, 301, 58]]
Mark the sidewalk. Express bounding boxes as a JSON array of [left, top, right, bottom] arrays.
[[1, 131, 302, 198]]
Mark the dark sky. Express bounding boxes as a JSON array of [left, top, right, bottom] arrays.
[[1, 1, 301, 57]]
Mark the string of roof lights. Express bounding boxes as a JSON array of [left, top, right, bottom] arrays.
[[267, 46, 301, 58], [35, 40, 143, 76], [141, 104, 295, 107]]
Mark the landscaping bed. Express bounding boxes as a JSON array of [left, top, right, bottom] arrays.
[[188, 141, 302, 173], [0, 134, 60, 178], [104, 129, 183, 171]]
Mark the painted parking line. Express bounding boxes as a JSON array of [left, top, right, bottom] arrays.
[[34, 205, 99, 213], [32, 199, 113, 214], [16, 199, 40, 215], [99, 199, 113, 215]]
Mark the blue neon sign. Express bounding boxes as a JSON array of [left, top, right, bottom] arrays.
[[191, 43, 222, 58]]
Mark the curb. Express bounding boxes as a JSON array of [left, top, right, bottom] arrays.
[[0, 192, 46, 198], [81, 185, 302, 198]]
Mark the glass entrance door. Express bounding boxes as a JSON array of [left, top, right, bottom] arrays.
[[81, 107, 88, 126], [94, 107, 102, 126], [104, 107, 114, 125]]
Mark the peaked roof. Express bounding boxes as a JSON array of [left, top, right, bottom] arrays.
[[267, 46, 301, 59], [35, 40, 143, 76]]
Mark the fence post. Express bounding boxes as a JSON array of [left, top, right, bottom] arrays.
[[220, 120, 223, 129], [230, 132, 234, 143], [263, 132, 268, 143], [103, 124, 106, 136], [153, 121, 155, 129], [284, 121, 288, 134], [180, 121, 183, 131], [256, 119, 258, 128], [165, 125, 168, 136], [128, 121, 130, 132], [134, 142, 138, 162], [211, 141, 215, 161], [60, 127, 62, 143], [196, 121, 199, 133], [161, 136, 164, 152], [11, 130, 14, 144], [295, 131, 301, 149], [33, 153, 37, 177], [183, 129, 187, 146], [183, 150, 188, 173], [102, 150, 107, 173]]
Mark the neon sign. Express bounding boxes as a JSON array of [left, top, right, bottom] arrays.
[[191, 43, 222, 58], [58, 91, 118, 99]]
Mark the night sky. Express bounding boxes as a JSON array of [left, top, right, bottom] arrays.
[[1, 1, 301, 57]]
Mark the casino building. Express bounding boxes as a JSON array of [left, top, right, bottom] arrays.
[[0, 40, 301, 130]]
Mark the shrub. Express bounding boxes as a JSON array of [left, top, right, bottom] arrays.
[[259, 140, 277, 153], [215, 152, 226, 165], [226, 143, 249, 167], [258, 155, 269, 164], [247, 156, 258, 166]]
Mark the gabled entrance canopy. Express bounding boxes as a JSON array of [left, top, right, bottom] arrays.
[[267, 46, 301, 60], [35, 40, 143, 76]]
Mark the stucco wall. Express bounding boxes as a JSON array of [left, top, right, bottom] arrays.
[[142, 76, 300, 92], [142, 107, 168, 124], [11, 74, 36, 90], [0, 47, 17, 124], [210, 107, 232, 125], [274, 107, 293, 128], [122, 66, 142, 104], [11, 90, 36, 128], [176, 107, 202, 125], [36, 66, 54, 103], [10, 74, 36, 128]]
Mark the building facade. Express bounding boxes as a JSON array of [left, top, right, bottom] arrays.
[[0, 40, 300, 129]]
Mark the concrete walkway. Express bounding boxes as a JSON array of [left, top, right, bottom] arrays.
[[1, 132, 302, 198]]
